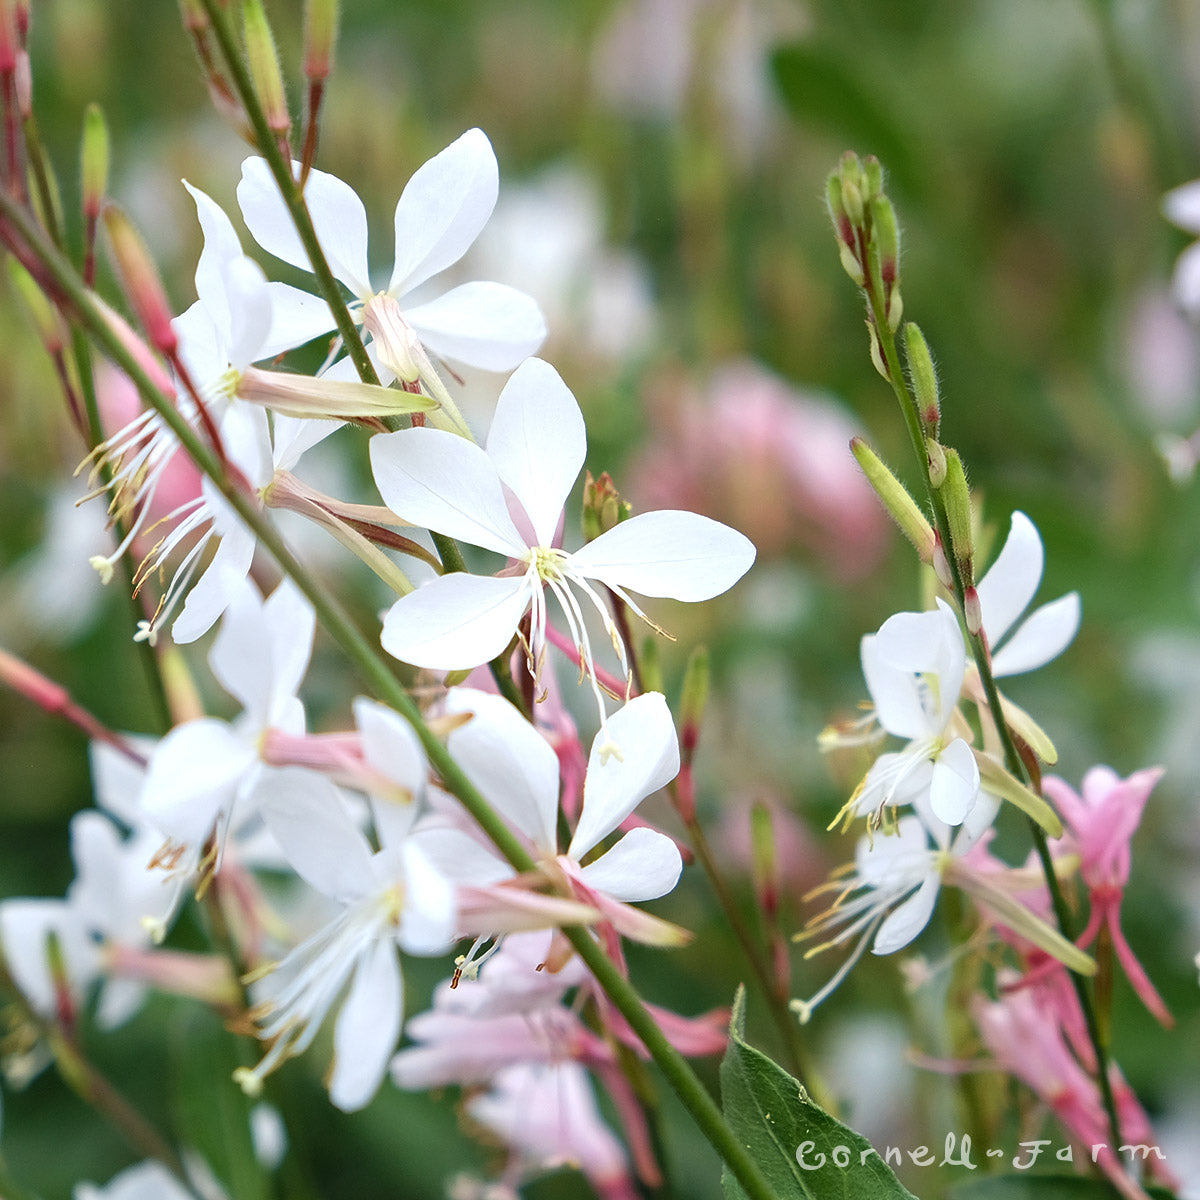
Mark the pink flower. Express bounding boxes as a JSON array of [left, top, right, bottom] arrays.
[[1043, 767, 1172, 1026]]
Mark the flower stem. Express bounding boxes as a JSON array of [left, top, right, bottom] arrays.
[[0, 188, 780, 1200]]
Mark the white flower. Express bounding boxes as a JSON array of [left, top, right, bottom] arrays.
[[369, 357, 755, 724], [791, 791, 999, 1023], [237, 767, 456, 1111], [974, 510, 1080, 677], [416, 689, 686, 953], [236, 129, 546, 415], [139, 575, 314, 871], [852, 599, 980, 826], [74, 1161, 206, 1200]]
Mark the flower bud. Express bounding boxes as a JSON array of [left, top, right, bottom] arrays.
[[581, 470, 631, 542], [863, 155, 883, 201], [243, 0, 290, 137], [81, 103, 108, 221], [750, 801, 778, 919], [932, 532, 954, 590], [638, 634, 663, 696], [841, 176, 864, 227], [7, 258, 65, 354], [102, 203, 177, 356], [0, 0, 18, 73], [850, 437, 935, 562], [870, 194, 900, 293], [905, 322, 940, 434], [304, 0, 339, 82], [867, 319, 889, 381], [963, 585, 983, 637], [940, 447, 974, 585], [179, 0, 208, 33]]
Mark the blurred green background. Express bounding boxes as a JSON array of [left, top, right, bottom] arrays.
[[2, 0, 1200, 1197]]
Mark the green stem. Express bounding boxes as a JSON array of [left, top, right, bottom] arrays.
[[857, 228, 1123, 1153], [0, 188, 780, 1200]]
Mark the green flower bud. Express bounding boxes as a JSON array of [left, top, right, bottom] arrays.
[[243, 0, 290, 136], [940, 447, 974, 585], [904, 323, 940, 435], [850, 437, 935, 562]]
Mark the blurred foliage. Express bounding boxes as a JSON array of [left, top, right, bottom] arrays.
[[3, 0, 1200, 1197]]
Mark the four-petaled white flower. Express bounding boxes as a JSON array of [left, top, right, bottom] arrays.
[[237, 128, 546, 432], [852, 598, 980, 827], [369, 357, 755, 724]]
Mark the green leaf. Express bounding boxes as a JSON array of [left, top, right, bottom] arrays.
[[949, 1175, 1177, 1200], [719, 986, 918, 1200]]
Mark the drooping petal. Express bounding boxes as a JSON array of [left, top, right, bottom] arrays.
[[975, 511, 1043, 647], [990, 592, 1080, 677], [577, 827, 682, 902], [484, 357, 584, 546], [329, 939, 402, 1112], [238, 157, 372, 297], [258, 282, 337, 359], [271, 414, 337, 474], [443, 688, 560, 853], [389, 128, 498, 297], [928, 737, 981, 826], [257, 768, 374, 902], [570, 510, 756, 600], [369, 427, 526, 556], [569, 692, 679, 859], [406, 280, 547, 371], [872, 873, 940, 954]]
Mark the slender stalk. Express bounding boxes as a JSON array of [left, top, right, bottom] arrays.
[[855, 214, 1124, 1152], [0, 188, 780, 1200]]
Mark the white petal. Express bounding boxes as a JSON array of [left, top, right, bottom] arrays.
[[1172, 239, 1200, 316], [170, 526, 256, 646], [484, 357, 584, 546], [183, 180, 244, 343], [263, 577, 316, 720], [397, 841, 458, 953], [223, 256, 273, 372], [380, 573, 531, 670], [976, 512, 1044, 647], [409, 825, 513, 886], [570, 693, 679, 859], [258, 282, 336, 359], [353, 698, 426, 847], [991, 592, 1080, 677], [406, 281, 546, 371], [872, 873, 940, 954], [860, 634, 930, 740], [928, 738, 980, 826], [89, 740, 150, 828], [570, 510, 756, 600], [875, 601, 965, 730], [257, 768, 374, 901], [369, 427, 526, 556], [140, 719, 255, 844], [444, 688, 560, 852], [329, 939, 402, 1112], [389, 128, 498, 296], [207, 574, 272, 720], [1164, 180, 1200, 234], [238, 156, 372, 297], [578, 827, 682, 902], [271, 414, 336, 473]]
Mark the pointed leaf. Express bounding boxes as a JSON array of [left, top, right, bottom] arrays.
[[721, 986, 919, 1200]]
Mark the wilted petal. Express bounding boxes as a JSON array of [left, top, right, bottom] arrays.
[[485, 357, 584, 547], [406, 281, 546, 371], [369, 427, 526, 556], [329, 939, 402, 1112], [389, 128, 498, 296], [238, 157, 372, 297], [380, 573, 531, 670], [872, 873, 940, 954], [578, 827, 682, 902], [444, 688, 560, 852], [928, 737, 980, 826], [571, 510, 755, 600], [569, 693, 679, 859], [975, 511, 1043, 647], [991, 592, 1080, 677]]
